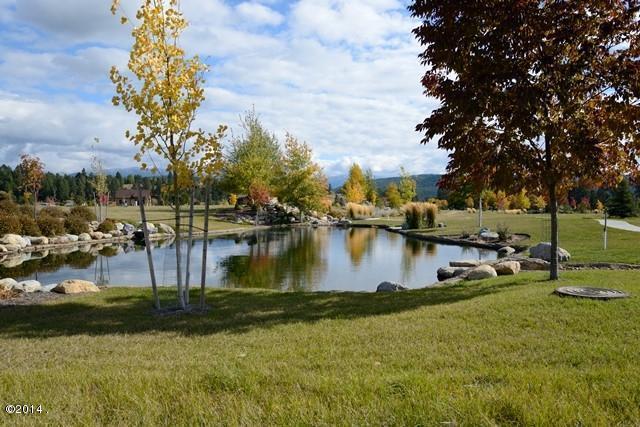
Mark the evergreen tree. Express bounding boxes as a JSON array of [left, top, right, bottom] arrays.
[[608, 179, 636, 218]]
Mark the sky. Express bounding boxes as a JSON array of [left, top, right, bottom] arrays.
[[0, 0, 445, 178]]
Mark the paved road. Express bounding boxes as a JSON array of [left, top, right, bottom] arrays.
[[597, 219, 640, 232]]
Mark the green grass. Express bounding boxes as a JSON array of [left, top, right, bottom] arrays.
[[104, 205, 249, 233], [356, 211, 640, 264], [1, 270, 639, 425]]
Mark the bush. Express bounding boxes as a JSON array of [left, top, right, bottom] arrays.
[[40, 206, 65, 218], [37, 214, 65, 236], [19, 215, 41, 236], [497, 223, 512, 241], [404, 202, 438, 229], [97, 218, 116, 233], [347, 203, 374, 219], [0, 212, 21, 235], [68, 206, 96, 222], [228, 194, 238, 206], [64, 215, 90, 235], [0, 199, 20, 216]]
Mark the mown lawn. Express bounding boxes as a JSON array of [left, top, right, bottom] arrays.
[[357, 211, 640, 264], [0, 270, 638, 425], [105, 205, 249, 233]]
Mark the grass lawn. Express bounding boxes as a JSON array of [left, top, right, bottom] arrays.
[[1, 270, 639, 425], [357, 211, 640, 264], [103, 205, 249, 233]]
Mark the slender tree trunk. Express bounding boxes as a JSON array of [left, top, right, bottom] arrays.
[[200, 181, 211, 310], [173, 172, 185, 309], [33, 190, 38, 219], [138, 184, 160, 309], [545, 133, 559, 280], [184, 186, 195, 305]]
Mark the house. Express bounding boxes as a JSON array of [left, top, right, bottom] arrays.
[[114, 187, 151, 206]]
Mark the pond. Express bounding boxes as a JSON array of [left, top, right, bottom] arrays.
[[0, 227, 497, 292]]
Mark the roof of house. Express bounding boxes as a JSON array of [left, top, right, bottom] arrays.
[[115, 188, 151, 198]]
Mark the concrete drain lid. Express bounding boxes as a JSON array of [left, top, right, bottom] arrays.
[[555, 286, 630, 300]]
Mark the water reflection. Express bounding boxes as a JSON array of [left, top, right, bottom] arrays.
[[0, 228, 498, 291]]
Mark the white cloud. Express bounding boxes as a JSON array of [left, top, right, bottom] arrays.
[[0, 0, 445, 177]]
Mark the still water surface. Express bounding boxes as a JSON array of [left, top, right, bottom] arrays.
[[0, 227, 497, 292]]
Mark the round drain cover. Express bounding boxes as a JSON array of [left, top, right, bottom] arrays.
[[555, 286, 629, 300]]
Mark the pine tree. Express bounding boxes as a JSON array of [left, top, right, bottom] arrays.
[[608, 179, 636, 218]]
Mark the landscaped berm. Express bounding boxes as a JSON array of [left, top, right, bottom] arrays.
[[0, 270, 638, 425]]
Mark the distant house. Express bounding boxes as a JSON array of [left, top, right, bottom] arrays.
[[114, 187, 151, 206]]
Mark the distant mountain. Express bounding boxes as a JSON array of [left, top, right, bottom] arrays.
[[374, 174, 441, 200], [327, 175, 348, 189], [104, 167, 163, 177]]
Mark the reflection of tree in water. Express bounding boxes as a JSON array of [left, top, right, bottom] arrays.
[[0, 250, 97, 279], [345, 228, 377, 267], [219, 228, 328, 291], [401, 238, 438, 282]]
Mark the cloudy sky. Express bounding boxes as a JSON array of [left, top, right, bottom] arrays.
[[0, 0, 444, 178]]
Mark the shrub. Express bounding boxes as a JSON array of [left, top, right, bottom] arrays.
[[68, 206, 96, 222], [0, 212, 21, 235], [0, 199, 20, 216], [37, 214, 65, 236], [228, 193, 238, 206], [497, 223, 512, 241], [19, 215, 41, 236], [346, 203, 374, 219], [40, 206, 66, 218], [404, 202, 438, 229], [64, 215, 90, 235], [97, 218, 116, 233]]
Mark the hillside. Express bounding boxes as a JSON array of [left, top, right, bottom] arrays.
[[374, 174, 441, 200]]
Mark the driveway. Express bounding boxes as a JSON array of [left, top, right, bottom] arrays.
[[597, 219, 640, 232]]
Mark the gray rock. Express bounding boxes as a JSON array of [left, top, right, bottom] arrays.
[[41, 283, 58, 292], [65, 234, 79, 242], [376, 281, 408, 292], [0, 278, 18, 290], [123, 223, 135, 235], [102, 233, 113, 239], [493, 261, 521, 275], [115, 222, 124, 231], [498, 246, 516, 257], [449, 260, 481, 268], [503, 256, 550, 271], [479, 231, 499, 240], [1, 234, 28, 248], [437, 266, 469, 281], [15, 280, 42, 293], [78, 233, 91, 242], [2, 244, 21, 252], [466, 265, 498, 280], [90, 231, 104, 240], [158, 223, 175, 235], [0, 244, 6, 253], [529, 242, 571, 262], [29, 236, 49, 245]]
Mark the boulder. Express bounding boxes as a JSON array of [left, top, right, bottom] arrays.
[[466, 265, 498, 280], [51, 236, 70, 245], [1, 234, 28, 248], [29, 236, 49, 245], [15, 280, 42, 293], [529, 242, 571, 262], [2, 244, 21, 252], [65, 234, 79, 242], [0, 278, 18, 290], [498, 246, 516, 257], [89, 221, 99, 230], [90, 231, 104, 240], [437, 266, 469, 281], [493, 261, 521, 276], [449, 260, 481, 268], [111, 230, 122, 237], [123, 223, 135, 235], [115, 222, 124, 231], [480, 231, 499, 240], [41, 283, 58, 292], [0, 244, 6, 253], [376, 281, 408, 292], [102, 233, 113, 239], [503, 256, 550, 271], [78, 233, 91, 242], [52, 280, 100, 294], [158, 223, 175, 235]]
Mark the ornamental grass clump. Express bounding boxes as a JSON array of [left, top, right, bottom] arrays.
[[347, 203, 374, 219], [404, 202, 438, 229]]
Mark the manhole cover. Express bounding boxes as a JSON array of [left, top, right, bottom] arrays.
[[555, 286, 630, 300]]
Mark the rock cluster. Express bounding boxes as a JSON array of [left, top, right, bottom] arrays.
[[376, 281, 409, 292], [0, 277, 100, 297]]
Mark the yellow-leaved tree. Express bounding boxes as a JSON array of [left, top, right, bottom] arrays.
[[110, 0, 226, 309]]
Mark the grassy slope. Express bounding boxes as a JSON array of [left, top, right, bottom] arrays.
[[357, 211, 640, 264], [0, 271, 639, 425]]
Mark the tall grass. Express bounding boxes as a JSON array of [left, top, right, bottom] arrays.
[[347, 203, 374, 219], [404, 202, 438, 229]]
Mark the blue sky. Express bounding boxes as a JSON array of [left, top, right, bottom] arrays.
[[0, 0, 445, 177]]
